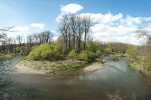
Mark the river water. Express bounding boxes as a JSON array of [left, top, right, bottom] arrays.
[[1, 56, 151, 100]]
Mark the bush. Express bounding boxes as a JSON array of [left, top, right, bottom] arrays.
[[28, 43, 64, 61], [126, 46, 138, 59], [87, 51, 98, 62], [78, 51, 88, 61], [28, 50, 40, 60], [96, 50, 102, 56], [77, 50, 97, 63], [68, 49, 77, 59], [104, 48, 112, 54]]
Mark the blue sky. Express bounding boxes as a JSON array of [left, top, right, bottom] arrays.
[[0, 0, 151, 44]]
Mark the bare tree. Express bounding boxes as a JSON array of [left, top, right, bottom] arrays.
[[40, 31, 53, 43], [59, 14, 93, 53], [59, 15, 71, 53], [16, 35, 23, 47], [27, 35, 33, 47], [83, 16, 93, 50], [136, 27, 151, 70], [136, 27, 151, 45]]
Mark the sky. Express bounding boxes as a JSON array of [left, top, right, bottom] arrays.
[[0, 0, 151, 45]]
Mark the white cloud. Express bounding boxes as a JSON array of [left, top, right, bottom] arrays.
[[61, 3, 83, 14], [30, 23, 45, 29], [79, 12, 123, 24], [13, 26, 29, 33], [7, 23, 46, 38], [78, 12, 151, 45], [56, 3, 83, 22]]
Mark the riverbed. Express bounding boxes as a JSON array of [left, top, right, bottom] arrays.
[[1, 56, 151, 100]]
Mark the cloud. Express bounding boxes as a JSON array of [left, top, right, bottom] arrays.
[[13, 26, 29, 33], [61, 3, 83, 14], [56, 3, 83, 22], [77, 12, 151, 45], [7, 23, 46, 38], [30, 23, 45, 29], [80, 12, 123, 24]]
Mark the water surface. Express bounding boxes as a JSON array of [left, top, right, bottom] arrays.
[[1, 57, 151, 100]]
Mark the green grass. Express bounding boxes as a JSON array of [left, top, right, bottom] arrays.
[[4, 54, 18, 59], [130, 59, 151, 70]]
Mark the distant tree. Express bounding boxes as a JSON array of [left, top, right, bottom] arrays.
[[16, 35, 23, 47]]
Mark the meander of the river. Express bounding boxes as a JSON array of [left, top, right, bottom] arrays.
[[1, 56, 151, 100]]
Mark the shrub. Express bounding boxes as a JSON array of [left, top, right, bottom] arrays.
[[78, 51, 88, 61], [87, 51, 98, 62], [96, 50, 102, 56], [126, 46, 138, 59], [28, 50, 40, 60], [28, 43, 64, 61], [77, 50, 97, 63], [68, 49, 77, 59], [104, 48, 112, 54]]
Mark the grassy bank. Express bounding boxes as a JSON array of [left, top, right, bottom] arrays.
[[0, 53, 18, 61], [130, 59, 151, 79]]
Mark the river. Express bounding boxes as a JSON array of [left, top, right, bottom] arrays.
[[1, 56, 151, 100]]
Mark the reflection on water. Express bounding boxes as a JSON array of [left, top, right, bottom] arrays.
[[1, 57, 151, 100]]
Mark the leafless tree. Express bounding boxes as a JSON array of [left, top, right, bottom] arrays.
[[16, 35, 23, 47], [136, 27, 151, 45], [59, 14, 93, 53], [136, 27, 151, 70], [83, 16, 93, 50], [40, 31, 53, 43], [27, 35, 33, 47]]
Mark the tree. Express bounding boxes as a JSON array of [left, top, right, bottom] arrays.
[[136, 27, 151, 70], [16, 35, 23, 47], [27, 35, 33, 47], [83, 16, 93, 50], [59, 14, 93, 53]]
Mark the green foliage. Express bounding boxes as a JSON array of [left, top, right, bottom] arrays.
[[104, 47, 112, 54], [96, 50, 102, 56], [0, 48, 2, 53], [87, 51, 98, 62], [126, 46, 138, 59], [87, 41, 95, 52], [68, 49, 77, 59], [51, 41, 63, 53], [28, 43, 64, 61], [77, 50, 97, 62], [78, 51, 88, 61]]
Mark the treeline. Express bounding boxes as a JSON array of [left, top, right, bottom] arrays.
[[0, 15, 137, 63], [0, 30, 53, 55]]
